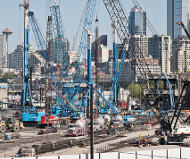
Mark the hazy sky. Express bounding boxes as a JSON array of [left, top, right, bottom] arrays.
[[0, 0, 167, 53]]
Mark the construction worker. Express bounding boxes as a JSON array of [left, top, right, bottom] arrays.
[[106, 122, 110, 130], [163, 135, 167, 145]]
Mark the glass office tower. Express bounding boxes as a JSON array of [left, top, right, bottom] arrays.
[[129, 5, 146, 35], [167, 0, 190, 38]]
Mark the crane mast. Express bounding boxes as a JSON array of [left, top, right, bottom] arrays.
[[21, 0, 33, 109], [112, 21, 117, 104]]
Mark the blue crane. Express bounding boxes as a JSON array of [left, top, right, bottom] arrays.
[[51, 83, 84, 118], [73, 0, 97, 83], [78, 0, 97, 59], [156, 73, 175, 110], [85, 80, 119, 114], [20, 0, 43, 123], [28, 11, 47, 60], [103, 0, 153, 105], [49, 0, 69, 73]]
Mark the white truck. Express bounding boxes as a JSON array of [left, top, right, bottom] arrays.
[[112, 115, 123, 128], [93, 118, 105, 130], [67, 119, 86, 137]]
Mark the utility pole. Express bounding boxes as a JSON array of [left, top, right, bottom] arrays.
[[90, 84, 94, 159], [86, 27, 93, 118]]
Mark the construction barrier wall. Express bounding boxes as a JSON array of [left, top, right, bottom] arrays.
[[4, 148, 190, 159]]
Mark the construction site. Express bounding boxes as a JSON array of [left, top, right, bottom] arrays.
[[1, 0, 190, 158]]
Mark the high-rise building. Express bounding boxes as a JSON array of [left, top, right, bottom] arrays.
[[8, 45, 23, 71], [129, 5, 146, 35], [129, 35, 148, 58], [0, 35, 3, 69], [9, 45, 41, 72], [167, 0, 190, 38], [173, 36, 190, 73], [148, 35, 172, 75], [91, 35, 107, 61]]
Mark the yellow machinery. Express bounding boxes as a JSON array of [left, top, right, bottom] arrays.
[[0, 118, 23, 133]]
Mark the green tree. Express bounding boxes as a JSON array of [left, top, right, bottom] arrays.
[[1, 72, 17, 82], [128, 82, 144, 99]]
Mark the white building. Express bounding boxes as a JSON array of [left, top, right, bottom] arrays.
[[129, 35, 148, 58], [0, 35, 3, 69], [9, 44, 44, 74], [148, 35, 172, 75], [174, 36, 190, 73], [99, 44, 109, 63], [68, 51, 79, 64]]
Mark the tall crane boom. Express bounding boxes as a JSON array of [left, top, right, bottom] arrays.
[[73, 0, 97, 83], [103, 0, 152, 82], [78, 0, 97, 59], [49, 0, 69, 72], [177, 22, 190, 40], [29, 11, 47, 60]]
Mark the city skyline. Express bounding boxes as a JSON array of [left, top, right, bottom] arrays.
[[0, 0, 166, 53]]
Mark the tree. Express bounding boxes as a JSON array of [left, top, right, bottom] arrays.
[[0, 72, 17, 82], [128, 82, 144, 99]]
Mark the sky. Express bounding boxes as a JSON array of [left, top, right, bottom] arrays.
[[0, 0, 167, 53]]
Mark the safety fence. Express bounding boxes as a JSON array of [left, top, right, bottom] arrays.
[[3, 147, 190, 159]]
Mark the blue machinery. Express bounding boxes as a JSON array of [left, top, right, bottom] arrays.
[[78, 0, 97, 60], [112, 21, 118, 104], [28, 11, 47, 60], [21, 0, 43, 122], [49, 0, 69, 73], [156, 73, 175, 110], [74, 0, 97, 82], [21, 0, 159, 122]]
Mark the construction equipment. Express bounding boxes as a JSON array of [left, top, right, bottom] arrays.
[[20, 0, 43, 124], [0, 118, 23, 133], [66, 119, 86, 136], [49, 0, 69, 73], [176, 22, 190, 40], [156, 73, 175, 110], [154, 81, 190, 144], [29, 11, 47, 60], [102, 0, 153, 107]]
